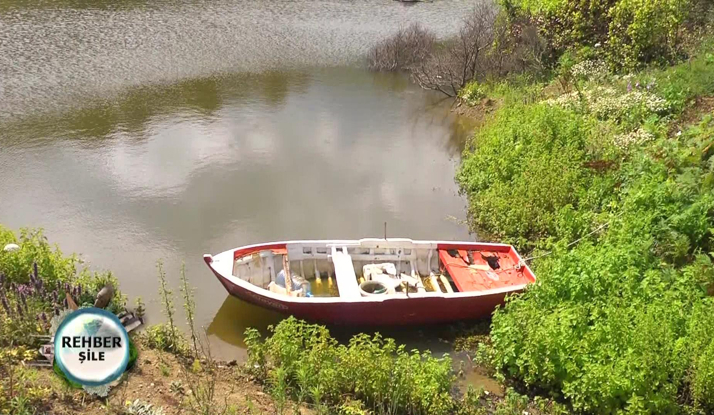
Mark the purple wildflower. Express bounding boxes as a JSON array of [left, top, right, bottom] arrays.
[[54, 307, 60, 316], [77, 284, 82, 297], [63, 298, 68, 308], [0, 272, 5, 285], [16, 303, 24, 317], [52, 290, 58, 304], [39, 312, 47, 322], [1, 295, 10, 314], [627, 82, 632, 92], [20, 291, 27, 311], [17, 284, 33, 297], [33, 262, 38, 281]]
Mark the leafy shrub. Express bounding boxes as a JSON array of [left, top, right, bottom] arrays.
[[502, 0, 616, 52], [687, 299, 714, 412], [502, 0, 707, 69], [486, 111, 714, 412], [0, 226, 77, 286], [245, 317, 455, 415], [607, 0, 691, 69], [457, 102, 618, 250]]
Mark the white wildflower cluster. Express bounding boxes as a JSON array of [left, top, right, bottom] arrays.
[[621, 74, 636, 81], [613, 128, 655, 149], [571, 60, 608, 80], [544, 86, 669, 119], [125, 399, 166, 415], [589, 88, 669, 118], [459, 81, 486, 107], [543, 91, 581, 109]]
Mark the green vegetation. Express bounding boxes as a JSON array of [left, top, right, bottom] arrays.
[[0, 225, 127, 413], [245, 317, 454, 415], [457, 13, 714, 413], [501, 0, 712, 70], [0, 225, 126, 349], [244, 318, 569, 415]]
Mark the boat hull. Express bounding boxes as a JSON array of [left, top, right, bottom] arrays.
[[204, 253, 521, 325]]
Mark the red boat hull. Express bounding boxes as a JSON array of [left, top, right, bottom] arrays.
[[205, 258, 517, 325]]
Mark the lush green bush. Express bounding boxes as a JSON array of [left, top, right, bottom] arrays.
[[501, 0, 705, 70], [607, 0, 692, 69], [245, 317, 454, 415], [457, 102, 619, 250], [479, 95, 714, 414]]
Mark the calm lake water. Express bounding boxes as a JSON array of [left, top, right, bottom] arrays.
[[0, 0, 480, 363]]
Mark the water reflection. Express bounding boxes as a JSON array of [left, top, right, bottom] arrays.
[[0, 71, 312, 146], [206, 296, 285, 361], [0, 0, 481, 117], [0, 68, 472, 349], [0, 0, 481, 362]]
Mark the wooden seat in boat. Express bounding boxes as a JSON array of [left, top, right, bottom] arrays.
[[331, 247, 361, 299]]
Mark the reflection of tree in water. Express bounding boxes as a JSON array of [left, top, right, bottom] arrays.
[[370, 71, 411, 94], [260, 71, 308, 108], [405, 94, 476, 159], [0, 71, 312, 145], [446, 115, 478, 157]]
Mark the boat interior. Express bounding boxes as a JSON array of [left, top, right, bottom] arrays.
[[231, 239, 535, 299]]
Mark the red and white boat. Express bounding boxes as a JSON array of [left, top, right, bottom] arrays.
[[203, 238, 535, 325]]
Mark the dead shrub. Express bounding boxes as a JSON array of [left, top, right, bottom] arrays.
[[368, 23, 435, 71], [369, 1, 547, 97]]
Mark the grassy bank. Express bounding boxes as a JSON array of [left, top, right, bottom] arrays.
[[0, 226, 273, 415], [456, 30, 714, 415]]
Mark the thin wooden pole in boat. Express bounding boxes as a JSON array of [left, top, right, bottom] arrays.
[[283, 253, 292, 295], [384, 221, 387, 240]]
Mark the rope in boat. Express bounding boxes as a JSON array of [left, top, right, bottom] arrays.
[[500, 210, 625, 273]]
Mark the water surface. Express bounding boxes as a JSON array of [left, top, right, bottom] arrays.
[[0, 0, 479, 360]]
